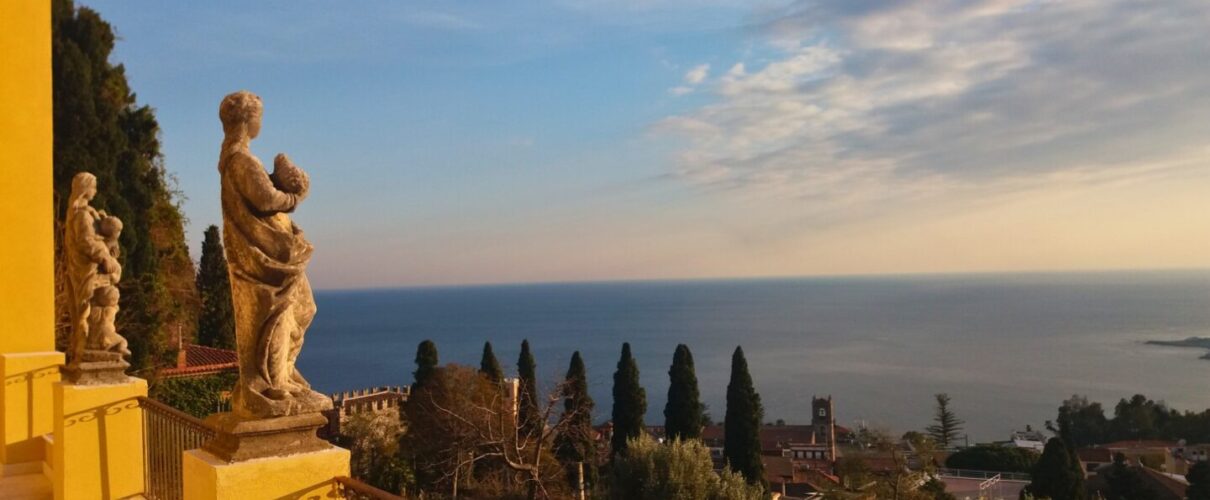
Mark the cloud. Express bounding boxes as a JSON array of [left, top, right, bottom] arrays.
[[669, 63, 712, 96], [658, 0, 1210, 216], [684, 63, 711, 84]]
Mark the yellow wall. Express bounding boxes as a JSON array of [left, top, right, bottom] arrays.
[[53, 379, 147, 500], [0, 0, 55, 354], [184, 447, 350, 500], [1, 352, 63, 465]]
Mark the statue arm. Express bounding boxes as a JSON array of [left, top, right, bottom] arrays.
[[232, 155, 300, 213]]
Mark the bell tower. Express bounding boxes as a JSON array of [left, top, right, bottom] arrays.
[[812, 396, 836, 461]]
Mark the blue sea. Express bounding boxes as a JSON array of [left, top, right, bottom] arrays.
[[296, 270, 1210, 442]]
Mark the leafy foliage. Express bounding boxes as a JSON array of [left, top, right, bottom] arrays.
[[664, 344, 704, 441], [413, 339, 438, 388], [1102, 453, 1157, 500], [925, 393, 964, 449], [1023, 437, 1085, 500], [479, 341, 503, 382], [517, 339, 539, 437], [52, 0, 198, 374], [608, 434, 763, 500], [148, 373, 236, 419], [195, 225, 234, 349], [944, 445, 1038, 473], [723, 346, 765, 488], [919, 477, 956, 500], [554, 351, 597, 492], [341, 410, 414, 495], [611, 342, 647, 457], [1053, 393, 1210, 446]]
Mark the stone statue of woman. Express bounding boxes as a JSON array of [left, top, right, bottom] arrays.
[[64, 172, 129, 383], [217, 91, 329, 419]]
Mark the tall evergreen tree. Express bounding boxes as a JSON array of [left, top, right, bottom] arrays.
[[664, 344, 703, 441], [926, 393, 965, 448], [1104, 453, 1156, 500], [413, 340, 438, 389], [195, 225, 234, 349], [610, 342, 646, 457], [555, 351, 596, 492], [1188, 461, 1210, 500], [724, 346, 765, 488], [53, 0, 199, 372], [517, 339, 539, 436], [479, 341, 503, 382], [1024, 437, 1085, 500]]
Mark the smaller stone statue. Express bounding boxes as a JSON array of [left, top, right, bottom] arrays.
[[64, 172, 131, 384]]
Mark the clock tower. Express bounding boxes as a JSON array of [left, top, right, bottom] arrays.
[[812, 396, 836, 461]]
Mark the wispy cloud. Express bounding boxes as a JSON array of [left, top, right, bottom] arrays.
[[669, 63, 712, 96], [659, 0, 1210, 215]]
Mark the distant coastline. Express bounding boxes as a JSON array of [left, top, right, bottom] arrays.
[[1145, 337, 1210, 360]]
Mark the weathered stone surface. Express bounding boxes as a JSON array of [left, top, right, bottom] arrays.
[[216, 91, 329, 420], [63, 172, 130, 384], [61, 350, 131, 385], [202, 412, 331, 463]]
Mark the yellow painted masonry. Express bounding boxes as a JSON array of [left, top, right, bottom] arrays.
[[52, 379, 147, 500], [1, 352, 63, 466], [0, 0, 55, 355], [183, 447, 351, 500]]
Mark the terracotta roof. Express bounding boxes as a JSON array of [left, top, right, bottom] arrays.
[[703, 424, 822, 446], [1078, 447, 1114, 463], [159, 344, 238, 378], [1102, 440, 1180, 450]]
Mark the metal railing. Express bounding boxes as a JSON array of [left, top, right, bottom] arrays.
[[936, 467, 1031, 482], [139, 396, 216, 500], [334, 476, 406, 499]]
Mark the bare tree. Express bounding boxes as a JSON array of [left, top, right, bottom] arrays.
[[403, 364, 590, 499]]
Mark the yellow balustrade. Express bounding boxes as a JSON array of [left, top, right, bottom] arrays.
[[183, 447, 351, 500], [52, 379, 147, 500]]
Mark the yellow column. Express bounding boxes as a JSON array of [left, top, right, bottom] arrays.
[[183, 447, 350, 500], [0, 0, 62, 475], [52, 379, 147, 500]]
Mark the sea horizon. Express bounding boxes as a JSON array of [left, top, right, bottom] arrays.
[[311, 266, 1210, 293], [298, 268, 1210, 443]]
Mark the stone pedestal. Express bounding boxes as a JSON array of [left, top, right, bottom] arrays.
[[202, 412, 330, 463], [52, 377, 146, 500], [183, 446, 350, 500], [1, 351, 62, 470], [61, 351, 130, 386]]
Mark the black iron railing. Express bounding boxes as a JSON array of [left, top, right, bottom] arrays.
[[139, 396, 216, 500], [334, 476, 406, 499]]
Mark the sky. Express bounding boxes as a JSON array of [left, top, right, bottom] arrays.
[[84, 0, 1210, 289]]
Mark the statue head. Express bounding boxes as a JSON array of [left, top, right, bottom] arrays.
[[69, 172, 98, 207], [220, 91, 264, 140], [98, 215, 123, 243]]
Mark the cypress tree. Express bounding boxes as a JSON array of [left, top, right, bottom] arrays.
[[479, 341, 503, 382], [196, 225, 235, 349], [413, 340, 438, 389], [664, 344, 703, 441], [517, 339, 539, 436], [724, 346, 766, 488], [610, 342, 646, 457], [53, 0, 199, 371], [1025, 437, 1085, 500], [1104, 452, 1156, 500], [926, 393, 965, 448], [555, 351, 596, 491]]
